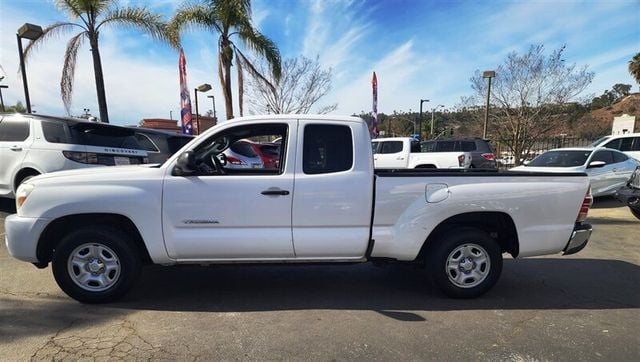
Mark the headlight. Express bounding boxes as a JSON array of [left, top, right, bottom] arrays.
[[16, 183, 34, 209]]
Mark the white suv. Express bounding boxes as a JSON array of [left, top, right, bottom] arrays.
[[590, 133, 640, 161], [0, 114, 148, 198]]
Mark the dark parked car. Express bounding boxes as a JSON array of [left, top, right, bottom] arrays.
[[420, 138, 497, 169], [616, 166, 640, 220], [130, 128, 194, 163]]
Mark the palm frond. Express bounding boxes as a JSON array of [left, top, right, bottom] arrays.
[[169, 3, 220, 48], [234, 47, 276, 95], [53, 0, 83, 18], [23, 22, 85, 62], [214, 0, 252, 28], [237, 25, 281, 80], [98, 6, 170, 43], [60, 32, 85, 114], [235, 48, 244, 116]]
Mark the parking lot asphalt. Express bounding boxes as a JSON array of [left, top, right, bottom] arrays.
[[1, 197, 639, 361]]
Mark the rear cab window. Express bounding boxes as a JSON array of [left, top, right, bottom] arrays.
[[303, 124, 353, 174], [379, 141, 403, 154]]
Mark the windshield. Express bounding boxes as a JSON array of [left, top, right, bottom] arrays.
[[68, 122, 142, 149], [527, 150, 592, 167], [588, 136, 610, 147]]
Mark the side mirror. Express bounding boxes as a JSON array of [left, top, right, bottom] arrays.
[[523, 160, 530, 166], [587, 161, 606, 169], [173, 151, 197, 175]]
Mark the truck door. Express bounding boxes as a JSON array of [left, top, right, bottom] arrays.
[[374, 140, 407, 168], [162, 122, 296, 260], [292, 120, 374, 258]]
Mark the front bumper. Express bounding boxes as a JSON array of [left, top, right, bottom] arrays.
[[4, 214, 51, 263], [563, 223, 592, 255]]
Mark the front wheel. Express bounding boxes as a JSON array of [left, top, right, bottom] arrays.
[[428, 228, 503, 298], [52, 227, 141, 303]]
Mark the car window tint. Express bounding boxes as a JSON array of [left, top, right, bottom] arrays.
[[303, 124, 353, 174], [410, 140, 421, 153], [230, 142, 258, 157], [135, 133, 160, 152], [612, 151, 628, 163], [0, 118, 29, 142], [421, 141, 435, 152], [604, 139, 621, 150], [69, 122, 142, 149], [618, 138, 634, 151], [461, 141, 477, 152], [42, 121, 69, 143], [167, 136, 192, 153], [379, 141, 403, 154], [591, 150, 614, 164], [435, 141, 456, 152], [632, 137, 640, 151]]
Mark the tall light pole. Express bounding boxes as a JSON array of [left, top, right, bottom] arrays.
[[431, 104, 445, 137], [482, 70, 496, 139], [207, 95, 216, 119], [194, 83, 211, 134], [17, 23, 43, 114], [419, 99, 429, 140]]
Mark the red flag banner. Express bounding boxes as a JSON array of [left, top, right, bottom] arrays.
[[179, 48, 193, 135]]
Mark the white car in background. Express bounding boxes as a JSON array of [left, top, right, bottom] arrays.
[[511, 147, 640, 197], [0, 114, 148, 198], [589, 133, 640, 161], [372, 137, 471, 169]]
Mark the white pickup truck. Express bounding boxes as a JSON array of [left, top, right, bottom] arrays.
[[372, 137, 471, 169], [5, 115, 593, 303]]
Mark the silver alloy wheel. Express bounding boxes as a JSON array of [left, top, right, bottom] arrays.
[[445, 243, 491, 288], [67, 243, 121, 292]]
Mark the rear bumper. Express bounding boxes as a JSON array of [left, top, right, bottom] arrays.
[[563, 223, 592, 256]]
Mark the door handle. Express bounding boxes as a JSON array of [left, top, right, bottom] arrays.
[[261, 189, 290, 196], [9, 145, 22, 151]]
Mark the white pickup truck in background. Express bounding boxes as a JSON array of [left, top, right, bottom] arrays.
[[372, 137, 471, 169], [6, 115, 593, 303]]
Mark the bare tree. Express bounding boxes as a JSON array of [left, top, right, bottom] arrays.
[[469, 45, 593, 165], [246, 55, 337, 114]]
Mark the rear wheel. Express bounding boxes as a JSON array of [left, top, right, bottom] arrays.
[[52, 227, 141, 303], [428, 228, 502, 298]]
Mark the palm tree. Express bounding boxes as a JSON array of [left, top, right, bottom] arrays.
[[24, 0, 168, 123], [170, 0, 281, 119], [629, 52, 640, 85]]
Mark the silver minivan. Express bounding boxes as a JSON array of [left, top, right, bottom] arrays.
[[0, 114, 148, 198]]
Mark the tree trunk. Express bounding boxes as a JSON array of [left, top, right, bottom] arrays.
[[89, 33, 109, 123]]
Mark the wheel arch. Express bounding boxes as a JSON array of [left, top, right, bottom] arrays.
[[36, 213, 152, 265], [416, 211, 519, 261], [13, 167, 41, 192]]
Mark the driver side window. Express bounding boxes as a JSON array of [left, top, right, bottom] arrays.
[[192, 123, 287, 176]]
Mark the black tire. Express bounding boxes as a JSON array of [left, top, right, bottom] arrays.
[[427, 227, 503, 298], [52, 227, 141, 303], [630, 207, 640, 220]]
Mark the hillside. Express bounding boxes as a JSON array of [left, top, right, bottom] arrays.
[[589, 93, 640, 132]]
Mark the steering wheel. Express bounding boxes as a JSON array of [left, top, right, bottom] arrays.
[[211, 153, 226, 175]]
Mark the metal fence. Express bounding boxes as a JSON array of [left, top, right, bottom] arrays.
[[493, 136, 596, 168]]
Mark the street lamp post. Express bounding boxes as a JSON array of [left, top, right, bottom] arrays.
[[17, 23, 43, 114], [0, 85, 7, 112], [482, 70, 496, 139], [419, 99, 429, 140], [431, 104, 445, 137], [207, 95, 216, 118], [194, 83, 212, 134]]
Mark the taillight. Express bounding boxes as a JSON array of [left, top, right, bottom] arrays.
[[458, 154, 466, 167], [63, 151, 99, 164], [482, 153, 495, 161], [226, 156, 246, 165], [576, 187, 593, 223]]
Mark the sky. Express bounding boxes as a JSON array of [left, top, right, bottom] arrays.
[[0, 0, 638, 126]]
